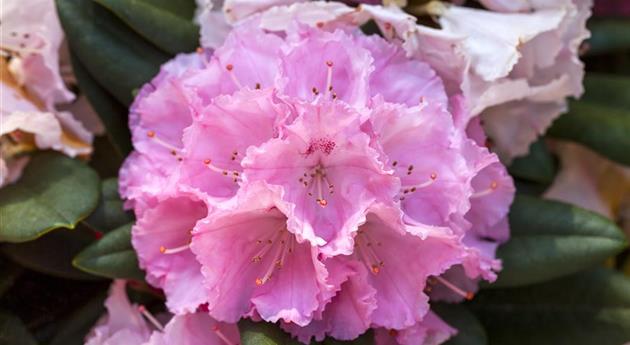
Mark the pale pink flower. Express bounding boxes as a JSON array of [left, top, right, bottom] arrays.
[[85, 280, 152, 345], [86, 281, 239, 345], [1, 0, 74, 109]]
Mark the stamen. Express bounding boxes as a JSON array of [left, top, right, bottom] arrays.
[[255, 232, 293, 286], [138, 305, 164, 331], [159, 242, 190, 255], [301, 165, 334, 207], [432, 276, 474, 301], [203, 157, 241, 183], [400, 173, 437, 198], [225, 64, 243, 89], [212, 325, 237, 345], [324, 61, 334, 99], [471, 181, 498, 199], [146, 130, 182, 159], [356, 232, 384, 275]]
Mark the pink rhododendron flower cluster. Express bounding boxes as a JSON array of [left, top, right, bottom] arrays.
[[86, 280, 239, 345], [120, 16, 514, 345]]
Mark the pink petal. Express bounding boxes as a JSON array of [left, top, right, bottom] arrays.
[[146, 313, 239, 345], [132, 192, 209, 314], [191, 183, 328, 326]]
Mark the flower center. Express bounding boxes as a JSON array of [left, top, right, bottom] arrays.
[[251, 229, 296, 286], [298, 164, 335, 208], [146, 130, 183, 161], [394, 160, 438, 200], [355, 230, 384, 275]]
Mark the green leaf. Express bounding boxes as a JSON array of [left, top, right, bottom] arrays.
[[0, 311, 37, 345], [56, 0, 169, 105], [239, 319, 302, 345], [70, 51, 131, 159], [432, 303, 487, 345], [582, 73, 630, 110], [493, 195, 627, 288], [0, 152, 100, 243], [471, 268, 630, 345], [49, 293, 106, 345], [94, 0, 199, 55], [508, 138, 556, 185], [2, 227, 100, 280], [73, 223, 144, 280], [85, 178, 134, 232], [547, 101, 630, 166], [587, 19, 630, 56]]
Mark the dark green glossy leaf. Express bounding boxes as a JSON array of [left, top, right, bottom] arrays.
[[73, 223, 144, 280], [85, 178, 134, 232], [70, 51, 131, 159], [0, 311, 37, 345], [508, 138, 556, 185], [56, 0, 169, 105], [0, 152, 100, 243], [94, 0, 199, 54], [239, 319, 302, 345], [1, 227, 99, 280], [432, 303, 487, 345], [471, 268, 630, 345], [547, 101, 630, 166], [49, 292, 106, 345], [587, 19, 630, 56], [493, 195, 627, 288], [582, 73, 630, 110]]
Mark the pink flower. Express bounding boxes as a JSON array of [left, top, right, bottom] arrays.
[[121, 16, 515, 345], [191, 182, 329, 326], [86, 281, 240, 345], [85, 280, 152, 345]]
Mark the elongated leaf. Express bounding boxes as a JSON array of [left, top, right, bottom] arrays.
[[508, 138, 556, 185], [0, 152, 100, 243], [239, 320, 302, 345], [582, 73, 630, 110], [49, 292, 106, 345], [493, 195, 627, 288], [2, 227, 99, 280], [432, 303, 487, 345], [73, 223, 144, 280], [0, 311, 37, 345], [547, 101, 630, 166], [70, 51, 131, 159], [85, 178, 134, 232], [95, 0, 199, 54], [587, 19, 630, 56], [56, 0, 169, 105], [471, 268, 630, 345]]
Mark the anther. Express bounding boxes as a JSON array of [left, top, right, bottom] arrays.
[[325, 61, 334, 98], [147, 130, 155, 138], [471, 181, 499, 199], [225, 64, 233, 71], [255, 83, 261, 89]]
